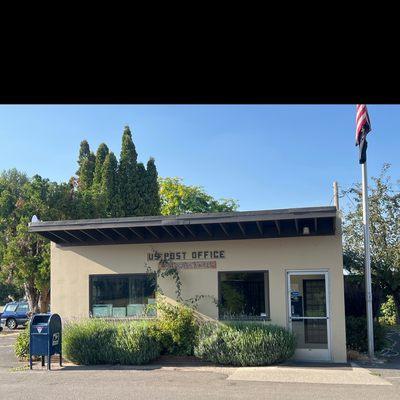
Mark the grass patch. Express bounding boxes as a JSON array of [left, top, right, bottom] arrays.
[[9, 365, 30, 372]]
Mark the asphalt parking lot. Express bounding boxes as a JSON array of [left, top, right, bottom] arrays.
[[2, 330, 400, 400]]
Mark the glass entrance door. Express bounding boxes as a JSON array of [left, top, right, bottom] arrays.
[[288, 271, 331, 361]]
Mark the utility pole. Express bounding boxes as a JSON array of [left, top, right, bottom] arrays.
[[333, 181, 339, 210]]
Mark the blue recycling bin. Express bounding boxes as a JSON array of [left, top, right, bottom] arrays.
[[29, 313, 62, 370]]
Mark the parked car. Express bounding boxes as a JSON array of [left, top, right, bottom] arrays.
[[0, 301, 30, 330]]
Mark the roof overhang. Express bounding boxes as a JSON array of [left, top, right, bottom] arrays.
[[28, 206, 337, 246]]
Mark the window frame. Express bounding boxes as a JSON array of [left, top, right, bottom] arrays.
[[217, 269, 270, 321], [88, 273, 157, 318]]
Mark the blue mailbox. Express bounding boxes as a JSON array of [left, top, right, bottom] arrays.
[[29, 313, 62, 370]]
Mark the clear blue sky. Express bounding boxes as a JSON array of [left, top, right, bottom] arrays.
[[0, 105, 398, 212]]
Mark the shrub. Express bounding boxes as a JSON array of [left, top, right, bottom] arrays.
[[114, 321, 161, 364], [379, 295, 398, 326], [63, 319, 161, 365], [150, 302, 198, 356], [344, 274, 384, 318], [346, 316, 386, 352], [63, 319, 117, 365], [194, 322, 296, 366], [14, 325, 30, 360]]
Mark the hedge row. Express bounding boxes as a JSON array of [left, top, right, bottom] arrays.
[[15, 308, 391, 365], [14, 304, 296, 366], [14, 320, 161, 365]]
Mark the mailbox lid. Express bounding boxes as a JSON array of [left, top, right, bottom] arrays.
[[31, 314, 51, 334], [31, 314, 51, 325]]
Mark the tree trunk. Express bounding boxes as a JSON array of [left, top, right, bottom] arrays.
[[392, 291, 400, 325], [24, 281, 40, 314], [38, 288, 50, 313]]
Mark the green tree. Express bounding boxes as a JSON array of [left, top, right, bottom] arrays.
[[79, 153, 96, 191], [101, 152, 122, 217], [0, 169, 29, 306], [90, 143, 110, 217], [0, 171, 74, 312], [146, 158, 161, 216], [159, 177, 238, 215], [93, 143, 109, 189], [342, 164, 400, 322], [136, 162, 148, 215], [76, 140, 95, 191], [76, 140, 91, 176], [0, 281, 23, 304], [3, 221, 50, 313], [118, 126, 140, 216]]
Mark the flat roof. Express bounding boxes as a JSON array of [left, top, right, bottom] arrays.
[[28, 206, 337, 246]]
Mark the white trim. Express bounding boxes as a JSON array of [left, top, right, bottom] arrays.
[[287, 270, 332, 362]]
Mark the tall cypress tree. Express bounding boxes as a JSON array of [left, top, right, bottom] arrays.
[[78, 152, 95, 191], [136, 162, 148, 215], [75, 143, 96, 217], [146, 157, 161, 215], [118, 126, 140, 216], [93, 143, 109, 189], [101, 152, 122, 217], [76, 140, 91, 176]]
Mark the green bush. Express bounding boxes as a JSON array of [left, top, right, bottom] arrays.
[[114, 321, 161, 364], [379, 295, 398, 326], [346, 316, 387, 352], [63, 319, 161, 365], [14, 325, 30, 360], [149, 302, 198, 356], [15, 306, 197, 364], [194, 322, 296, 366], [63, 319, 117, 364]]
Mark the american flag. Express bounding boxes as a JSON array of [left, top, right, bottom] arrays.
[[356, 104, 372, 164]]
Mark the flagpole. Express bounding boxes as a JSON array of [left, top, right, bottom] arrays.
[[361, 160, 374, 359]]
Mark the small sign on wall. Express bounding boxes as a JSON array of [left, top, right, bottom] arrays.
[[159, 260, 217, 270]]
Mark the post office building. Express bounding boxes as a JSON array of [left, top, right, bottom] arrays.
[[29, 206, 347, 363]]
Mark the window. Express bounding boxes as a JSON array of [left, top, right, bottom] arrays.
[[17, 304, 29, 313], [4, 304, 18, 312], [89, 274, 156, 318], [219, 271, 269, 320]]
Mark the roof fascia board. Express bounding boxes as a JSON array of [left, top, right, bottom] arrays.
[[28, 210, 336, 233]]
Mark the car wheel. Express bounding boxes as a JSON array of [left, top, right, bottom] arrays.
[[6, 318, 17, 330]]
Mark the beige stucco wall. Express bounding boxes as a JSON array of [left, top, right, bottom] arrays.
[[50, 224, 346, 362]]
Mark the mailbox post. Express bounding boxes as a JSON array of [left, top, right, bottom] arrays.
[[29, 313, 62, 370]]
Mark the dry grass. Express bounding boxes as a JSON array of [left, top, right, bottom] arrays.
[[347, 349, 369, 361]]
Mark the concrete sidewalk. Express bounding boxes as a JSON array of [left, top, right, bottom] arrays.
[[226, 363, 390, 385], [22, 359, 392, 386]]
